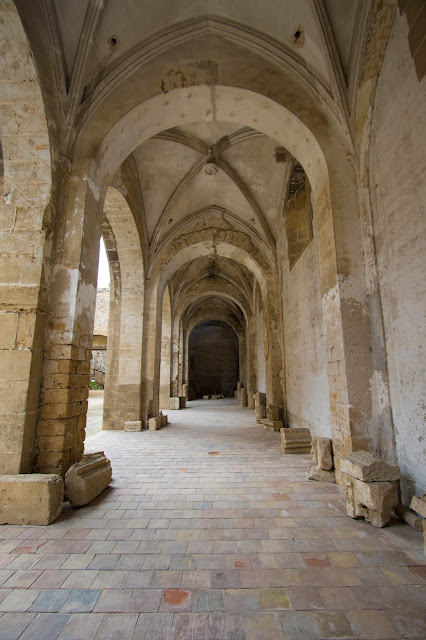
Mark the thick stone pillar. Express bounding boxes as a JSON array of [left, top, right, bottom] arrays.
[[140, 279, 162, 423], [35, 175, 99, 475], [0, 1, 52, 474], [246, 317, 257, 409]]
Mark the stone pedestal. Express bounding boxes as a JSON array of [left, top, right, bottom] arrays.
[[149, 416, 161, 430], [124, 421, 142, 432], [280, 427, 311, 453], [255, 404, 265, 422], [169, 397, 180, 410], [240, 387, 248, 407], [248, 393, 255, 410], [336, 470, 395, 528], [335, 452, 400, 528], [255, 392, 266, 406], [0, 474, 64, 525], [179, 396, 186, 409], [65, 452, 112, 508], [160, 414, 168, 427]]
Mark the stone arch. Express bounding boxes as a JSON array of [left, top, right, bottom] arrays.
[[101, 186, 145, 430], [52, 80, 373, 451], [0, 1, 52, 474]]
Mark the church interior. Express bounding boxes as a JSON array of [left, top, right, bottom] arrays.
[[0, 1, 425, 637]]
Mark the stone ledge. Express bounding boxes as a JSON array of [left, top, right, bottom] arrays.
[[335, 451, 400, 482], [64, 452, 112, 507], [0, 474, 63, 525]]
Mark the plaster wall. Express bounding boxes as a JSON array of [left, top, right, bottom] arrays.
[[281, 240, 331, 435], [369, 14, 426, 501]]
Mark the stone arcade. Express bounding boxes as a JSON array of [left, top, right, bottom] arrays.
[[0, 0, 425, 637]]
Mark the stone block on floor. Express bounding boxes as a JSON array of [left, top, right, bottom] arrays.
[[335, 451, 400, 482], [308, 465, 336, 483], [280, 428, 311, 453], [149, 417, 161, 431], [169, 397, 180, 410], [335, 470, 395, 527], [160, 414, 168, 427], [255, 405, 265, 422], [254, 392, 266, 406], [0, 474, 64, 525], [262, 420, 283, 432], [410, 494, 426, 518], [248, 393, 255, 409], [64, 452, 112, 508], [179, 396, 186, 409], [312, 437, 334, 470], [124, 421, 142, 432]]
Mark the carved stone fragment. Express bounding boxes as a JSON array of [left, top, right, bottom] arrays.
[[335, 451, 400, 482], [335, 470, 395, 527], [65, 452, 112, 508], [312, 437, 334, 470], [124, 421, 142, 432], [280, 427, 311, 453], [308, 465, 336, 483], [410, 495, 426, 518]]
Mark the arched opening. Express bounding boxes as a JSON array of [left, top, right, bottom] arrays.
[[189, 320, 239, 399]]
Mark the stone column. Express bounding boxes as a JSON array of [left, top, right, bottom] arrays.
[[0, 3, 52, 474], [140, 279, 163, 423], [36, 175, 100, 475]]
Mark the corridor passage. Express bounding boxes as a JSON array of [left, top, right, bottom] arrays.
[[0, 400, 425, 639]]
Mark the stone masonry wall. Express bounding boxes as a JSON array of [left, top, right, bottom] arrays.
[[369, 13, 426, 501]]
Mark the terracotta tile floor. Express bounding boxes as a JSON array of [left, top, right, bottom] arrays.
[[1, 399, 425, 639]]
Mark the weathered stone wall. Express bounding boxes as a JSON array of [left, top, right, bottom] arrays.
[[90, 349, 106, 386], [93, 288, 110, 337], [369, 13, 426, 501], [279, 210, 330, 435], [189, 322, 239, 397]]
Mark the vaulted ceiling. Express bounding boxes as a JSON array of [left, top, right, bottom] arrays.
[[18, 0, 373, 328]]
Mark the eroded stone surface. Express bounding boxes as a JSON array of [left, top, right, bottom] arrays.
[[335, 451, 400, 482], [335, 470, 395, 527], [0, 474, 63, 525], [313, 437, 334, 470], [280, 427, 312, 453], [410, 495, 426, 518], [124, 420, 142, 432], [64, 451, 112, 507], [308, 465, 336, 483]]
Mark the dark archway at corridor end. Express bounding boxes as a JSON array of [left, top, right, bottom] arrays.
[[189, 321, 239, 399]]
